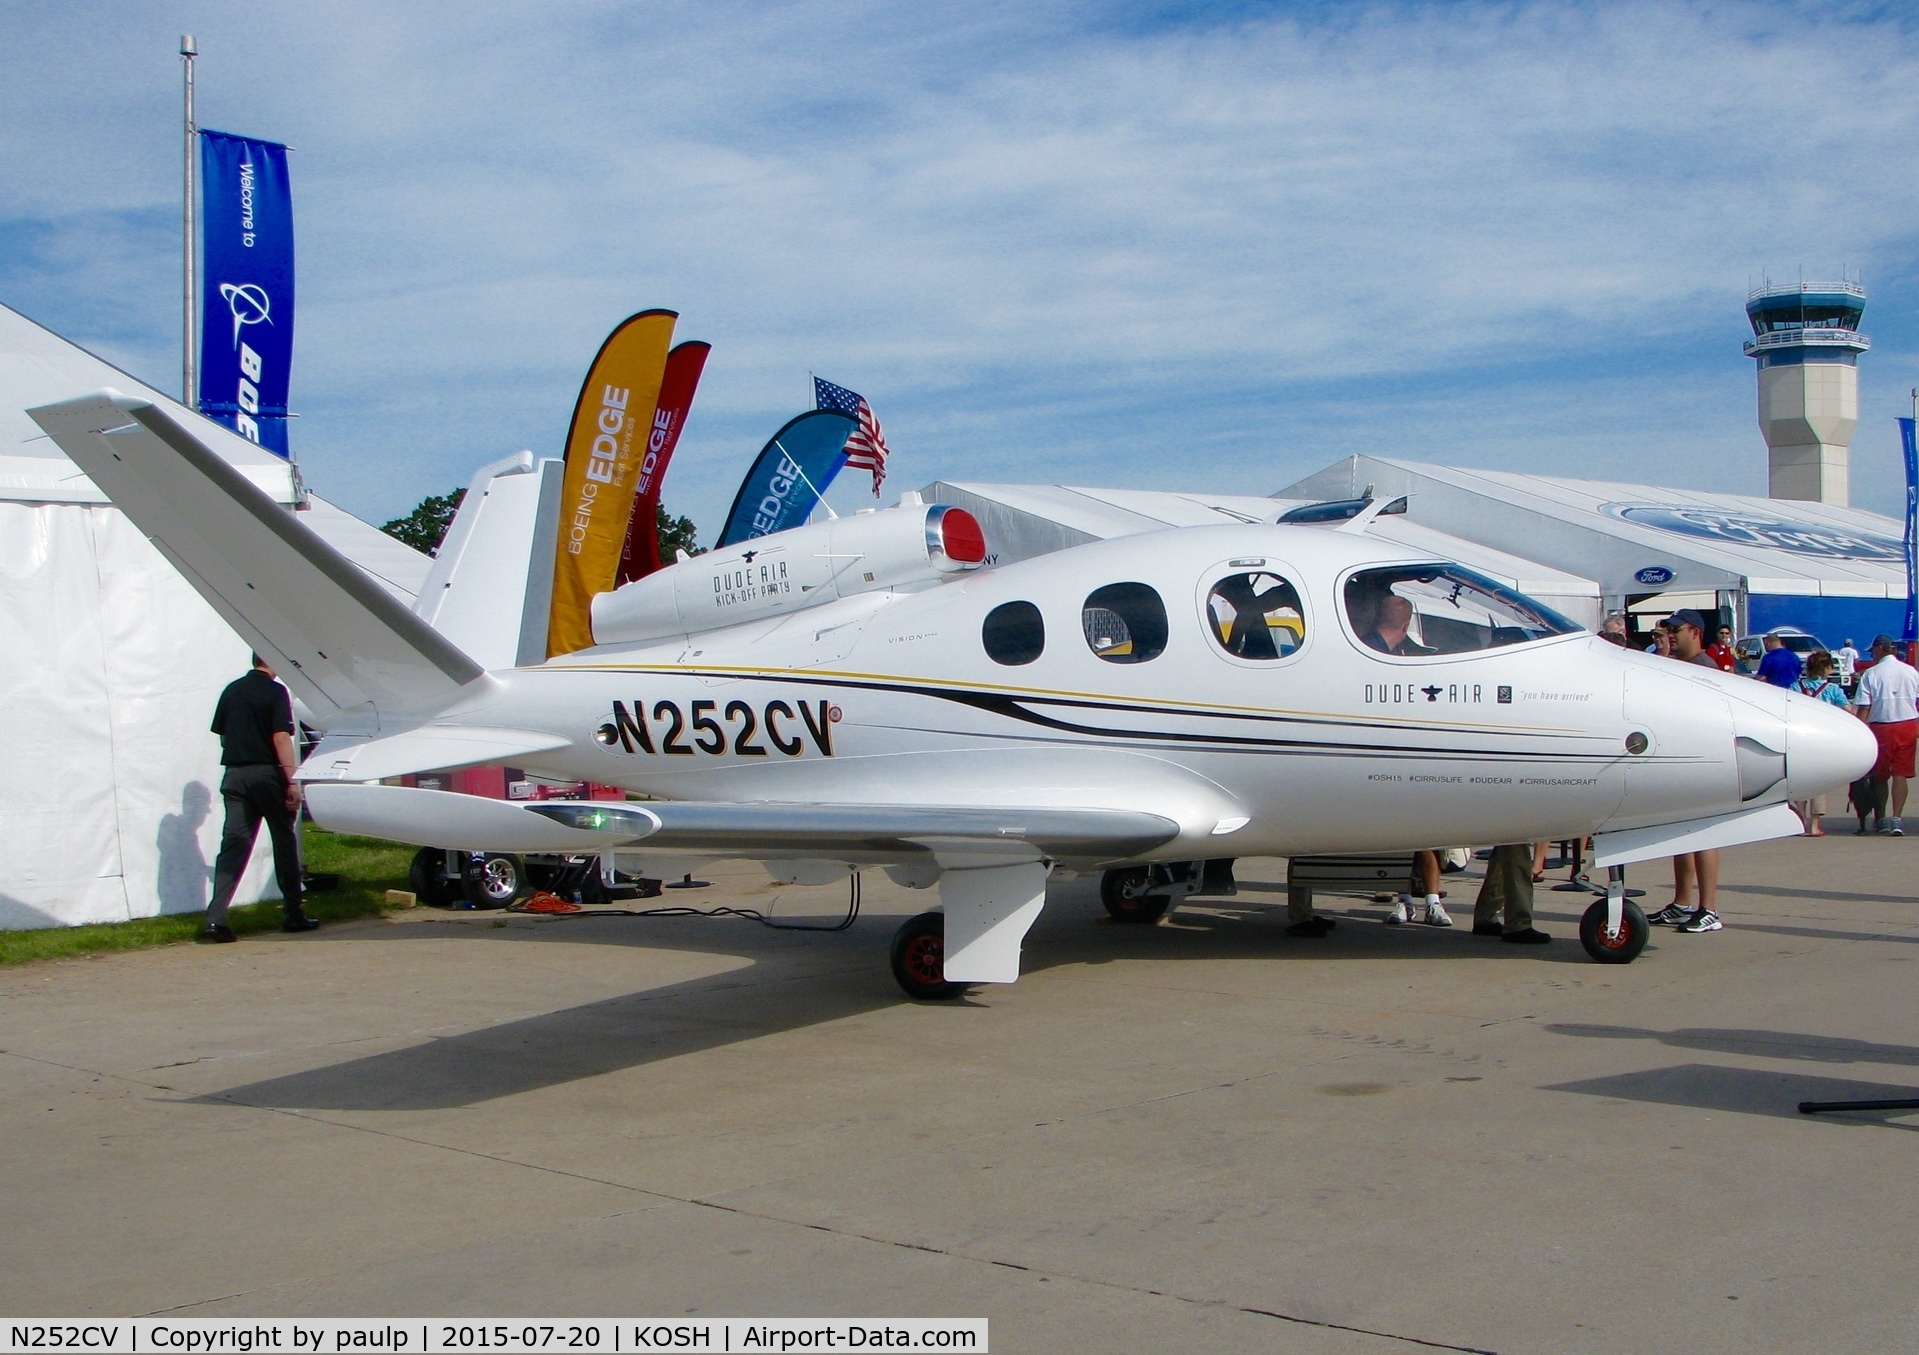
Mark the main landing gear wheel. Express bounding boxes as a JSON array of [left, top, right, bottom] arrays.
[[1099, 867, 1171, 924], [408, 847, 456, 907], [890, 911, 964, 1001], [463, 852, 525, 909], [1579, 897, 1650, 964]]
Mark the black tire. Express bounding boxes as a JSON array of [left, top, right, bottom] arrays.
[[409, 847, 455, 907], [890, 911, 964, 1000], [463, 852, 525, 909], [1579, 898, 1649, 964], [1100, 866, 1171, 924]]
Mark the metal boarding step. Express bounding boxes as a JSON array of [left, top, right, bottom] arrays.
[[1285, 852, 1419, 912]]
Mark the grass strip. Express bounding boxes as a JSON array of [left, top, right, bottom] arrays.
[[0, 829, 414, 966]]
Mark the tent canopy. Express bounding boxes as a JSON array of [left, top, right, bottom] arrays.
[[1279, 455, 1907, 602], [1, 302, 296, 506]]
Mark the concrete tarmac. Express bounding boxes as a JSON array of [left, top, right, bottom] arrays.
[[2, 835, 1916, 1352]]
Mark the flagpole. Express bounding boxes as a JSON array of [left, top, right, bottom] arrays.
[[181, 34, 197, 408], [773, 439, 839, 522]]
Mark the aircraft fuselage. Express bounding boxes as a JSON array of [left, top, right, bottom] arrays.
[[432, 524, 1864, 868]]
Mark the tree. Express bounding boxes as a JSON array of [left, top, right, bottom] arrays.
[[380, 489, 702, 563], [382, 489, 465, 555], [657, 505, 703, 559]]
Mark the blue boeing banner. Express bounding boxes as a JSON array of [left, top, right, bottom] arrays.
[[715, 410, 856, 548], [1900, 417, 1917, 643], [197, 129, 294, 457]]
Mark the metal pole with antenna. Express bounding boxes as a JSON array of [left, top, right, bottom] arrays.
[[181, 35, 197, 408]]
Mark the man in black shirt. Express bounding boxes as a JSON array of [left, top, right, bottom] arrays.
[[200, 655, 317, 942]]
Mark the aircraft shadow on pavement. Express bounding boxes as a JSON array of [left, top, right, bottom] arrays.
[[202, 886, 1581, 1114], [1544, 1062, 1919, 1129], [199, 953, 901, 1114], [1722, 882, 1919, 908], [1546, 1023, 1919, 1067]]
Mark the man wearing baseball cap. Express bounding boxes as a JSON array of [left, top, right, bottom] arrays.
[[1853, 635, 1919, 836], [1648, 610, 1726, 932]]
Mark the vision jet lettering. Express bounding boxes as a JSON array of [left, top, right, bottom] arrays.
[[31, 392, 1877, 998]]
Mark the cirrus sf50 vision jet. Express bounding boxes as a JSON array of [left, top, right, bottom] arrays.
[[34, 392, 1876, 997]]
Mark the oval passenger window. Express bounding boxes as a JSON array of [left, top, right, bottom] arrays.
[[982, 600, 1045, 665], [1206, 571, 1305, 659], [1082, 583, 1167, 664]]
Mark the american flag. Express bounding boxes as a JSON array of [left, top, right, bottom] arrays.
[[813, 376, 891, 496]]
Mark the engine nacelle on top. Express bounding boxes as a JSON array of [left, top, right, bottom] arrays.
[[590, 501, 988, 646]]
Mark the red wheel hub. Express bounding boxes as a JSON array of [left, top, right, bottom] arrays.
[[1595, 916, 1634, 949], [904, 933, 944, 985]]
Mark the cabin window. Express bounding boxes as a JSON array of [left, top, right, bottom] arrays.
[[1206, 572, 1306, 659], [982, 600, 1045, 665], [1343, 565, 1580, 656], [1081, 583, 1168, 664]]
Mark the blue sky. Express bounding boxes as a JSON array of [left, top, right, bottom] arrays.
[[4, 1, 1919, 540]]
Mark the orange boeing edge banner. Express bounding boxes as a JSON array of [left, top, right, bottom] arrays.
[[546, 309, 678, 658]]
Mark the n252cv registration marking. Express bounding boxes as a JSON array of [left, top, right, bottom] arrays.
[[598, 699, 838, 757]]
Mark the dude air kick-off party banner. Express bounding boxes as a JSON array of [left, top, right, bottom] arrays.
[[197, 130, 294, 456], [547, 311, 679, 658]]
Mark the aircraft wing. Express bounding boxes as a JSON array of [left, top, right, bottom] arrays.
[[304, 782, 1180, 863], [29, 390, 485, 732]]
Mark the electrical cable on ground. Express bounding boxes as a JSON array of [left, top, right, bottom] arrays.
[[507, 870, 862, 932]]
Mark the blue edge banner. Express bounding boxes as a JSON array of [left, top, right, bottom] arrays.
[[716, 410, 856, 548], [1903, 417, 1918, 644], [198, 129, 294, 458]]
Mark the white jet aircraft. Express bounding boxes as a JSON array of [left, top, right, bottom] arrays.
[[33, 392, 1877, 997]]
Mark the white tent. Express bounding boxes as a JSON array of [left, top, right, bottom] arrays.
[[0, 302, 431, 928], [1279, 455, 1908, 641]]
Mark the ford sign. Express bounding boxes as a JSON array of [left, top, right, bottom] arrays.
[[1634, 566, 1675, 586]]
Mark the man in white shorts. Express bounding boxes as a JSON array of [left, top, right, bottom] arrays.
[[1854, 636, 1919, 836]]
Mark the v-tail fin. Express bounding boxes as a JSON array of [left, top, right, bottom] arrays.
[[31, 390, 486, 731]]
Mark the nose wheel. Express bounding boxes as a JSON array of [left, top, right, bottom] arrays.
[[1578, 865, 1649, 963], [890, 911, 965, 1000]]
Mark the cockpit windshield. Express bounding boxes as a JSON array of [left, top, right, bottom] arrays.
[[1343, 565, 1580, 656]]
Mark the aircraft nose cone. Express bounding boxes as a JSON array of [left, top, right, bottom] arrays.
[[1786, 697, 1878, 801]]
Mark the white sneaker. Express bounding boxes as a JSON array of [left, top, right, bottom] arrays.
[[1385, 897, 1409, 925], [1423, 899, 1453, 927]]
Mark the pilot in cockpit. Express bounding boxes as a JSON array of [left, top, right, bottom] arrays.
[[1360, 593, 1437, 657]]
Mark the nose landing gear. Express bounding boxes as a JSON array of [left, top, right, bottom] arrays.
[[1579, 864, 1649, 963]]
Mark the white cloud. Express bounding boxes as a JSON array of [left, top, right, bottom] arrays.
[[4, 0, 1918, 532]]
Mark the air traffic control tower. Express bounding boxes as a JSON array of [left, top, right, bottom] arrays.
[[1744, 279, 1868, 505]]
